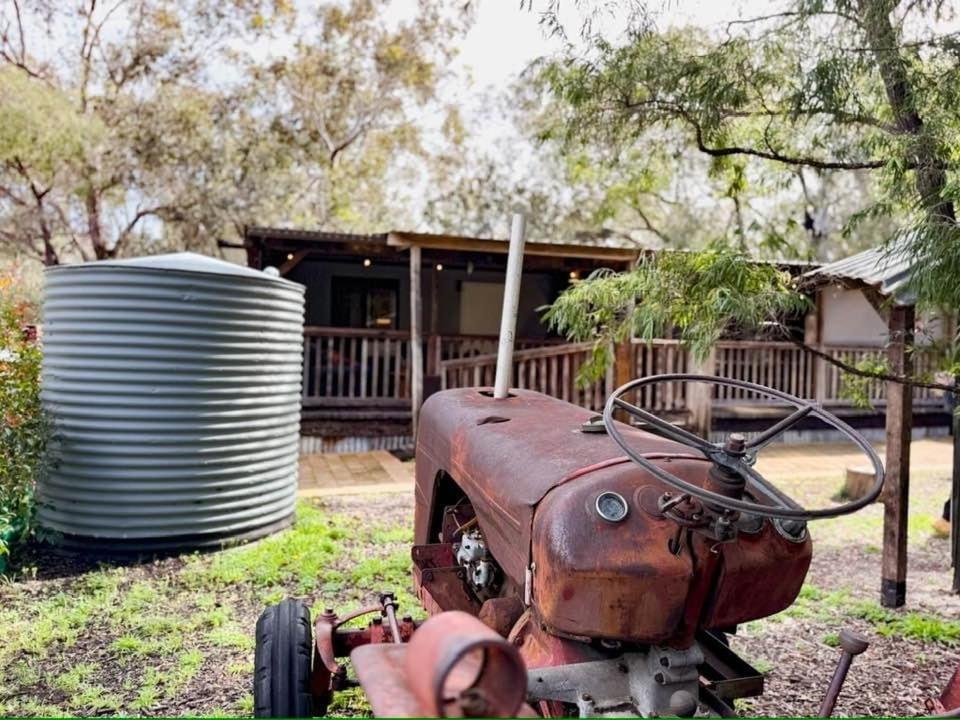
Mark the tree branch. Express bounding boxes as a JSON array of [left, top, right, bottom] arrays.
[[623, 99, 895, 169], [632, 205, 671, 244], [0, 0, 45, 79], [683, 111, 889, 170]]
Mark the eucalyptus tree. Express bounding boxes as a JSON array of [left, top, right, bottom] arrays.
[[537, 0, 960, 289], [0, 0, 470, 265], [538, 0, 960, 386]]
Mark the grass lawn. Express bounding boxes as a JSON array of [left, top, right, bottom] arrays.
[[0, 466, 957, 717], [0, 496, 417, 717]]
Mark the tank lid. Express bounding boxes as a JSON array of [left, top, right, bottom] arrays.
[[47, 252, 300, 286]]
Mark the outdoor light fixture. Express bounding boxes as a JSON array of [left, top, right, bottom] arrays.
[[569, 270, 580, 281], [286, 253, 294, 261], [363, 258, 372, 267], [436, 263, 443, 271]]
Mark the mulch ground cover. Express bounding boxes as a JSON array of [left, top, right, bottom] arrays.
[[1, 468, 958, 717]]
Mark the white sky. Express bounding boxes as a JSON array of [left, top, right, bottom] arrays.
[[454, 0, 761, 92]]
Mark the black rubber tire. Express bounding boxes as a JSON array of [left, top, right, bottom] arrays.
[[254, 599, 313, 718]]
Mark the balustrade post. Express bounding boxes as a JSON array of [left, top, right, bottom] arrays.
[[807, 290, 826, 403], [410, 246, 423, 437]]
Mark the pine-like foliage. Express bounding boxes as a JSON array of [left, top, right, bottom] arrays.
[[543, 244, 809, 383]]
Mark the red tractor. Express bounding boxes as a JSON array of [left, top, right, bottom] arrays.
[[254, 375, 888, 717]]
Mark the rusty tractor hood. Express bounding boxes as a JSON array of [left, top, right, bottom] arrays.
[[414, 388, 697, 580], [414, 388, 811, 647]]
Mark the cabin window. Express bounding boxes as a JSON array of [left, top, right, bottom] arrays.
[[331, 277, 399, 329]]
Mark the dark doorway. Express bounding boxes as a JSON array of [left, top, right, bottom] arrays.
[[331, 276, 400, 329]]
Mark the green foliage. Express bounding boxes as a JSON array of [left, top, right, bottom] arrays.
[[821, 632, 841, 648], [0, 270, 50, 563], [543, 243, 809, 382], [849, 601, 960, 645], [0, 0, 471, 263], [836, 354, 889, 409], [534, 0, 960, 283], [0, 69, 102, 179]]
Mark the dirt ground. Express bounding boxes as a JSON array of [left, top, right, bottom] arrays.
[[1, 464, 958, 717]]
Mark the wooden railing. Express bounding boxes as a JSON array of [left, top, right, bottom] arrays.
[[632, 339, 688, 412], [302, 327, 560, 409], [302, 325, 949, 414], [441, 341, 614, 411], [438, 338, 949, 413], [430, 334, 562, 370], [822, 344, 944, 406], [713, 341, 815, 405], [302, 327, 410, 407]]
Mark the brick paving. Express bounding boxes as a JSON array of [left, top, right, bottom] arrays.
[[298, 449, 414, 496]]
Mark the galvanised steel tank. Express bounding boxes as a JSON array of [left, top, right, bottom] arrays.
[[39, 253, 305, 549]]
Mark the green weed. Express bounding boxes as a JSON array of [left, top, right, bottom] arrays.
[[53, 663, 96, 693], [850, 602, 960, 644]]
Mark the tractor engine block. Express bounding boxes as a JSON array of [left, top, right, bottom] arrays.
[[455, 529, 499, 600]]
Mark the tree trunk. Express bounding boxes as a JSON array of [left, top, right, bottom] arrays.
[[860, 0, 955, 223], [30, 189, 58, 266], [39, 220, 58, 266], [86, 189, 110, 260]]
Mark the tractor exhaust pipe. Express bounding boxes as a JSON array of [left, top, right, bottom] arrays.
[[493, 212, 527, 399]]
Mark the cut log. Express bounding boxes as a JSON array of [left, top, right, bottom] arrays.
[[845, 465, 879, 502]]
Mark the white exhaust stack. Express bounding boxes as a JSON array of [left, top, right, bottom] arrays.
[[493, 213, 527, 399]]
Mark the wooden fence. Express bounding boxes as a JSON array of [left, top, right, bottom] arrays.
[[713, 341, 815, 404], [302, 328, 562, 409]]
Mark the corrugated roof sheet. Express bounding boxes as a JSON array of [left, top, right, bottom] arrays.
[[803, 242, 914, 305]]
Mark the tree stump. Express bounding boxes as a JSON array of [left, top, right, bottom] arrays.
[[845, 465, 877, 501]]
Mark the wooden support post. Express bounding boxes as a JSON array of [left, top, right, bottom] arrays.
[[952, 376, 960, 594], [613, 338, 635, 422], [409, 246, 423, 438], [807, 290, 826, 403], [426, 264, 441, 377], [881, 304, 914, 608], [687, 347, 716, 439], [426, 334, 441, 376]]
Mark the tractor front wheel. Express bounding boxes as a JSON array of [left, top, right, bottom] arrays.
[[254, 599, 314, 718]]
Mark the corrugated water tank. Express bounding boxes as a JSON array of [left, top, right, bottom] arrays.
[[39, 253, 305, 549]]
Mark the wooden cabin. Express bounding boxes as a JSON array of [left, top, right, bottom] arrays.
[[222, 228, 952, 453]]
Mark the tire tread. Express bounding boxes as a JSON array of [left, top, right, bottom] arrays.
[[254, 599, 312, 717]]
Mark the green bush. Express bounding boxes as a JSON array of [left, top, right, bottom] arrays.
[[0, 271, 50, 566]]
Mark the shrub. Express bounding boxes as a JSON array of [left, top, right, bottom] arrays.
[[0, 270, 51, 567]]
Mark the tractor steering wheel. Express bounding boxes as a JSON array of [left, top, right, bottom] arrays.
[[602, 374, 885, 521]]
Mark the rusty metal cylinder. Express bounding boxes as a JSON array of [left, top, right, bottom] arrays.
[[405, 611, 527, 717]]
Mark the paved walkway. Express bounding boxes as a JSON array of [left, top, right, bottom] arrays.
[[298, 450, 414, 497], [297, 438, 954, 496]]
